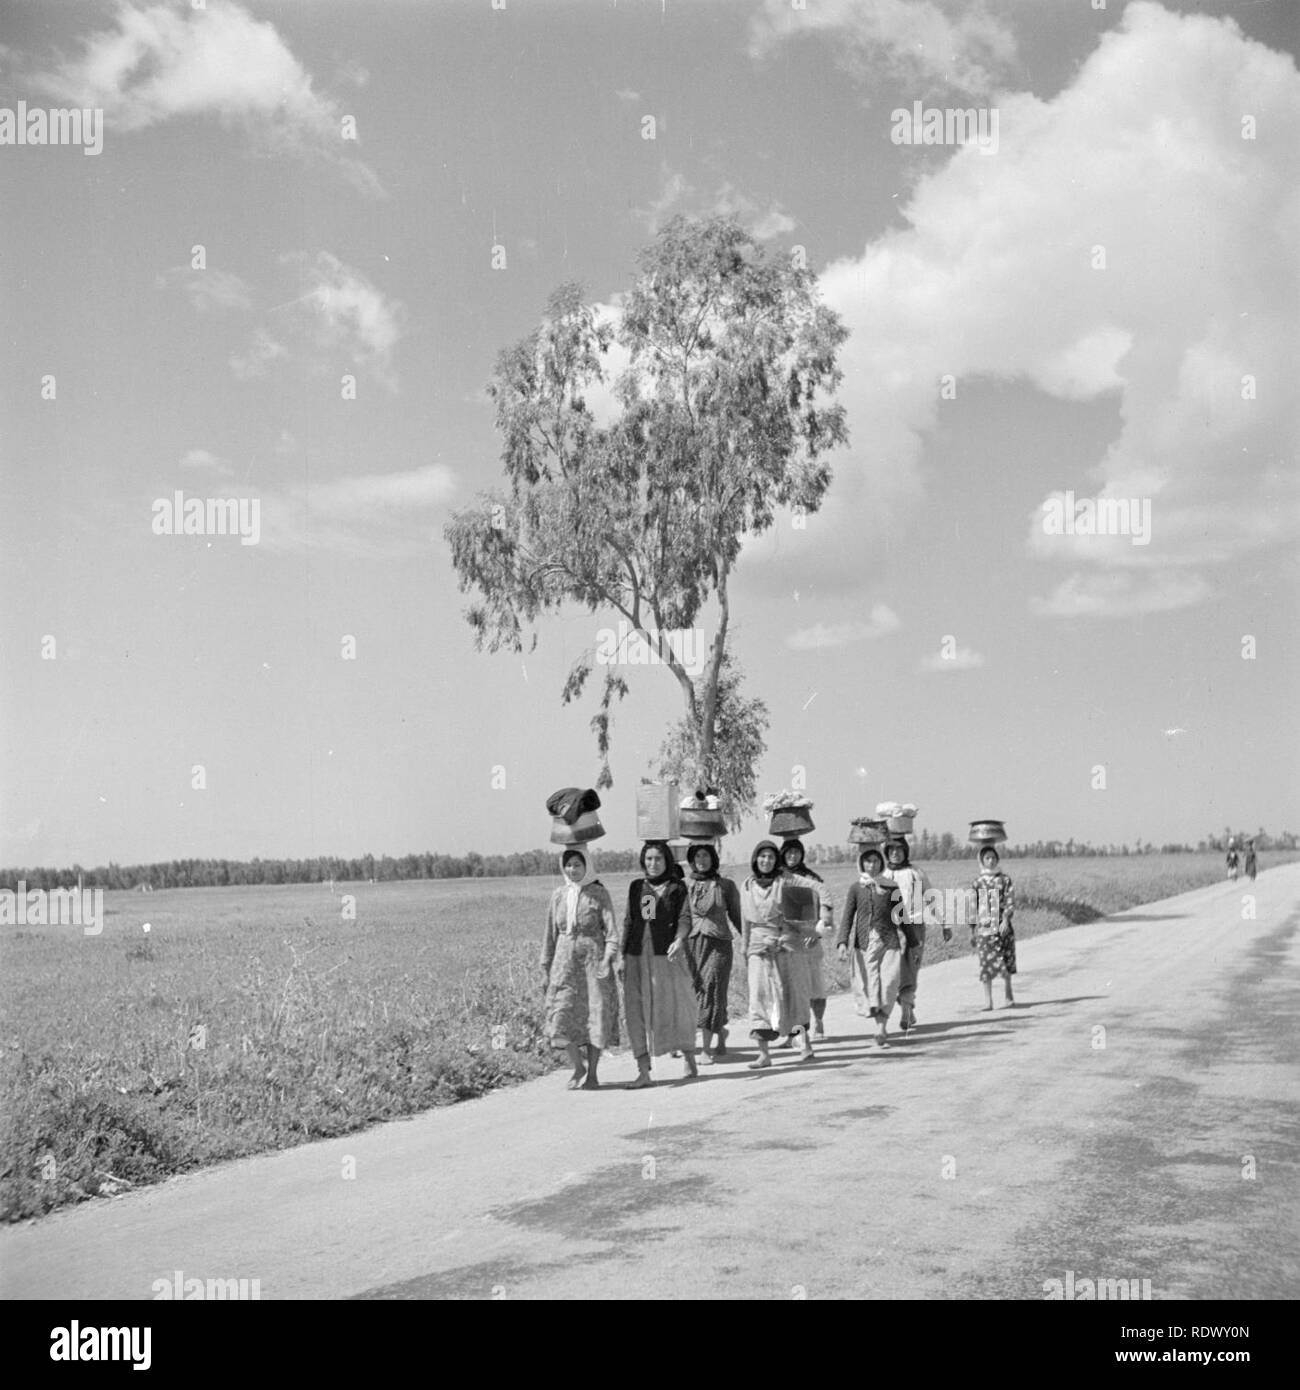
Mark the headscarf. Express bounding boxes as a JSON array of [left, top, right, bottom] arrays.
[[978, 845, 1000, 874], [559, 848, 598, 932], [885, 838, 910, 868], [858, 847, 886, 884], [686, 843, 719, 879], [640, 839, 674, 887], [751, 839, 781, 884], [781, 837, 823, 883]]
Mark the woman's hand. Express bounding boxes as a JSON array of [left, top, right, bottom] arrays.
[[667, 938, 684, 961], [837, 943, 848, 960]]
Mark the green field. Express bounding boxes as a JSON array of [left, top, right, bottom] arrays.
[[0, 852, 1283, 1222]]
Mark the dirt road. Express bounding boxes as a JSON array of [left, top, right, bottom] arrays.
[[4, 865, 1297, 1300]]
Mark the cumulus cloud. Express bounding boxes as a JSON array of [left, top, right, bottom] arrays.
[[787, 604, 902, 650], [634, 166, 796, 241], [27, 0, 382, 194], [749, 0, 1017, 96], [920, 644, 985, 672], [784, 1, 1299, 614]]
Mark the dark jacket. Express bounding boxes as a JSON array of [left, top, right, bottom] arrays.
[[837, 879, 905, 951], [623, 878, 690, 956]]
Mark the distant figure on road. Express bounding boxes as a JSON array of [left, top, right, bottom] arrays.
[[972, 845, 1016, 1010], [541, 848, 620, 1090], [884, 838, 930, 1033], [741, 841, 817, 1069], [682, 842, 743, 1065], [619, 841, 699, 1088], [779, 838, 834, 1041], [1226, 841, 1240, 881], [836, 847, 905, 1049], [1244, 840, 1257, 881]]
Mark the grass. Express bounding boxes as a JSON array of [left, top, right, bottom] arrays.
[[1, 853, 1287, 1222]]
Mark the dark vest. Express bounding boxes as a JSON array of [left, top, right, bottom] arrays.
[[623, 878, 686, 956]]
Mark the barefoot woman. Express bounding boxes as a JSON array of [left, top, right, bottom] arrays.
[[683, 843, 743, 1064], [971, 845, 1016, 1009], [541, 848, 620, 1089]]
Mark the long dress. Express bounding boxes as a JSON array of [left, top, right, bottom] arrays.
[[972, 870, 1016, 980], [684, 875, 743, 1034], [741, 877, 814, 1040], [785, 868, 833, 1000], [891, 865, 931, 1009], [837, 879, 904, 1018], [541, 882, 620, 1049], [622, 878, 698, 1058]]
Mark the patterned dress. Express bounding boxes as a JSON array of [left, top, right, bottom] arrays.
[[890, 865, 931, 1009], [972, 869, 1017, 980], [541, 882, 620, 1048], [684, 875, 743, 1034]]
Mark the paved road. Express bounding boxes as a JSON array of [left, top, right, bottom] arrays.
[[3, 865, 1298, 1300]]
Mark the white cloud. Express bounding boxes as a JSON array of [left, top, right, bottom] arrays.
[[178, 448, 234, 477], [283, 251, 405, 388], [28, 0, 381, 193], [615, 88, 640, 103], [1031, 570, 1212, 619], [920, 645, 985, 672], [787, 1, 1299, 614], [634, 168, 795, 242], [156, 267, 254, 314], [749, 0, 1018, 97], [787, 604, 901, 650], [257, 465, 458, 556], [229, 327, 288, 380]]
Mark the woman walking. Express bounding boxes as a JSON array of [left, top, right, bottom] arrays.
[[741, 840, 817, 1069], [971, 844, 1016, 1009], [885, 839, 930, 1033], [541, 848, 620, 1090], [683, 843, 743, 1064], [1244, 840, 1257, 881], [1226, 841, 1240, 881], [836, 847, 904, 1048], [620, 840, 699, 1088], [779, 839, 834, 1040]]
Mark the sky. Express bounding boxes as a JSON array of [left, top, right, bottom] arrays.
[[1, 0, 1297, 868]]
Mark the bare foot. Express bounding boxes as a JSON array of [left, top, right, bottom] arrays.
[[626, 1073, 654, 1090], [581, 1078, 601, 1090], [748, 1056, 772, 1070]]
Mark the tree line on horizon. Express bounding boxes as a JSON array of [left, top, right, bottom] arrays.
[[3, 827, 1292, 893]]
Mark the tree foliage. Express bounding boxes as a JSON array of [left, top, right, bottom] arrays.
[[445, 216, 848, 810]]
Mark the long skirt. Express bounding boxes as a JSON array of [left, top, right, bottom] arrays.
[[544, 934, 619, 1049], [686, 934, 733, 1034], [976, 927, 1016, 981], [623, 947, 698, 1058], [805, 938, 827, 999], [898, 924, 927, 1007], [850, 936, 901, 1019], [748, 949, 811, 1040]]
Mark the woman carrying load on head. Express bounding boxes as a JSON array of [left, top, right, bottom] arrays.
[[620, 840, 699, 1089], [836, 846, 905, 1048], [683, 842, 743, 1064], [779, 839, 834, 1041], [741, 840, 818, 1069], [971, 844, 1016, 1010], [541, 846, 620, 1090], [884, 838, 931, 1033]]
